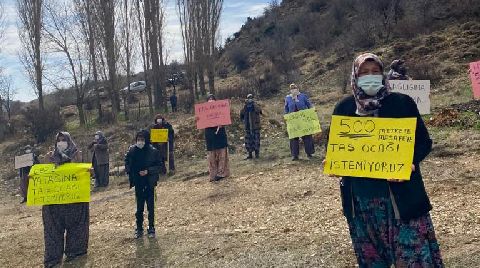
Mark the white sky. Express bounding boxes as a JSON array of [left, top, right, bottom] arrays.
[[0, 0, 272, 101]]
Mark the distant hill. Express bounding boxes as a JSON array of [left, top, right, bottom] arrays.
[[217, 0, 480, 101]]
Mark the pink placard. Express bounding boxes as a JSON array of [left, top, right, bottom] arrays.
[[194, 100, 232, 129], [470, 60, 480, 100]]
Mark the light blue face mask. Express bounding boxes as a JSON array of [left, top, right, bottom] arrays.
[[357, 75, 384, 96]]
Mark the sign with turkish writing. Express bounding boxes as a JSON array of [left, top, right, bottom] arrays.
[[284, 108, 322, 139], [389, 80, 430, 115], [27, 163, 92, 206], [324, 116, 417, 180], [469, 60, 480, 100], [15, 153, 34, 169], [150, 129, 168, 143], [194, 100, 232, 129]]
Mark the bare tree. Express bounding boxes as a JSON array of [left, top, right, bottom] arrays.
[[177, 0, 198, 109], [177, 0, 223, 104], [43, 0, 88, 126], [117, 0, 135, 119], [75, 0, 103, 121], [203, 0, 223, 94], [97, 0, 120, 118], [17, 0, 45, 111], [144, 0, 167, 111], [0, 73, 16, 121], [135, 0, 153, 115]]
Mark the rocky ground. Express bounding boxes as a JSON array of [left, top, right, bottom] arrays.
[[0, 122, 479, 267]]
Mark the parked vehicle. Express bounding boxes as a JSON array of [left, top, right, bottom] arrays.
[[121, 81, 146, 94]]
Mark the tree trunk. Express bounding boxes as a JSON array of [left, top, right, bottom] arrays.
[[207, 60, 215, 95], [86, 0, 102, 121], [101, 0, 120, 117], [135, 0, 153, 115], [198, 66, 206, 96], [34, 0, 43, 111]]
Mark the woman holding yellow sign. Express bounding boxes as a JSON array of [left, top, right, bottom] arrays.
[[284, 83, 315, 160], [43, 132, 89, 267], [328, 53, 443, 267]]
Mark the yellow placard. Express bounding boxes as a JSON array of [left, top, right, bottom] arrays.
[[284, 108, 322, 139], [150, 129, 168, 143], [324, 116, 417, 180], [27, 163, 92, 206]]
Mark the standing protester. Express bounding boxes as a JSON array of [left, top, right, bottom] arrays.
[[387, 59, 410, 80], [18, 145, 39, 204], [43, 132, 89, 267], [125, 130, 163, 239], [330, 53, 443, 267], [240, 94, 262, 159], [284, 83, 315, 160], [88, 131, 110, 188], [151, 115, 175, 175], [205, 94, 230, 181], [170, 92, 178, 112]]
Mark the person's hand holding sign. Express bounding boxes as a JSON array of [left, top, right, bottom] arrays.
[[387, 164, 415, 182], [139, 170, 148, 177]]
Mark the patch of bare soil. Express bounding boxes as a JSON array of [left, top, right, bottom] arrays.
[[0, 130, 479, 267]]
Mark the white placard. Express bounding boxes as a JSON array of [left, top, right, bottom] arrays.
[[389, 80, 431, 115], [15, 153, 34, 169]]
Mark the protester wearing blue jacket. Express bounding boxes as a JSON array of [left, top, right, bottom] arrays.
[[284, 84, 315, 160]]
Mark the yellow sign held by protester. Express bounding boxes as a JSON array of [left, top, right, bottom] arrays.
[[284, 108, 322, 139], [27, 163, 92, 206], [324, 116, 417, 180], [150, 129, 169, 143]]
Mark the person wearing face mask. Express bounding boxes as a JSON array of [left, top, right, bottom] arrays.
[[88, 131, 110, 188], [240, 94, 263, 159], [329, 53, 443, 267], [150, 115, 175, 175], [284, 83, 315, 161], [43, 132, 89, 267], [18, 145, 40, 204], [124, 130, 163, 239], [204, 94, 230, 182]]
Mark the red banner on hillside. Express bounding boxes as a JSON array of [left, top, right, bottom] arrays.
[[194, 100, 232, 129], [470, 60, 480, 100]]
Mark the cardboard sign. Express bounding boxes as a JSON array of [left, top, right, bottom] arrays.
[[469, 61, 480, 100], [27, 163, 92, 206], [194, 100, 232, 129], [284, 108, 322, 139], [324, 116, 417, 180], [151, 129, 168, 143], [15, 153, 34, 169], [389, 80, 431, 115]]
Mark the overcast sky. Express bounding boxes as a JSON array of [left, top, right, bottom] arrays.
[[0, 0, 273, 102]]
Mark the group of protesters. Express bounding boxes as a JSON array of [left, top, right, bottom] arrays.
[[17, 52, 444, 268]]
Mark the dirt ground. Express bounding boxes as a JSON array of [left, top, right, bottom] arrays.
[[0, 126, 479, 267]]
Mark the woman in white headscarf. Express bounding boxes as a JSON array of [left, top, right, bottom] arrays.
[[284, 83, 315, 160]]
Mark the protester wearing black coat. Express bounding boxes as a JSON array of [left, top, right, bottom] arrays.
[[125, 130, 164, 238]]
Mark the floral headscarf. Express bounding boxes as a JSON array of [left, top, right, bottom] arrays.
[[351, 53, 391, 116]]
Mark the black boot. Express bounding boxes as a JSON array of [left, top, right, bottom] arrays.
[[255, 150, 259, 159], [147, 226, 156, 238], [134, 228, 144, 239], [245, 152, 253, 160]]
